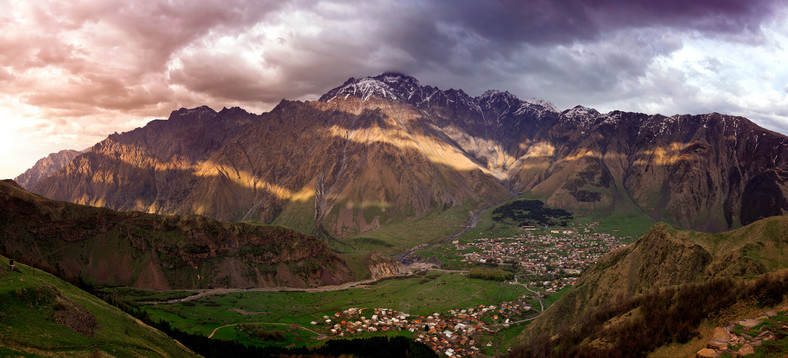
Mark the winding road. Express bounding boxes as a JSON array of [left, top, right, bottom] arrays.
[[512, 276, 545, 312], [207, 322, 321, 339]]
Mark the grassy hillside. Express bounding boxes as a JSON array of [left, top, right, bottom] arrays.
[[511, 271, 788, 357], [0, 255, 198, 357], [514, 215, 788, 356]]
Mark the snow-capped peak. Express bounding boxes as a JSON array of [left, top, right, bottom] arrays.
[[318, 76, 400, 102], [319, 73, 429, 103], [478, 90, 518, 104], [319, 73, 558, 124], [560, 105, 600, 126], [521, 98, 559, 113]]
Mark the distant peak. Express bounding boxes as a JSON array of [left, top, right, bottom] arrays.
[[218, 106, 251, 115], [478, 90, 521, 106], [479, 89, 515, 99], [481, 89, 501, 97], [522, 98, 559, 112], [375, 72, 419, 83], [173, 105, 216, 114], [319, 72, 427, 103], [560, 105, 601, 126], [564, 105, 599, 114], [169, 105, 218, 121]]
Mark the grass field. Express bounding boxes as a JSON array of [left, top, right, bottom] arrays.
[[133, 271, 530, 349], [340, 204, 478, 254]]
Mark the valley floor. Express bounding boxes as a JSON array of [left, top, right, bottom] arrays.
[[113, 208, 639, 357]]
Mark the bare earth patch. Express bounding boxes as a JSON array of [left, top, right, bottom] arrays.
[[54, 297, 98, 336]]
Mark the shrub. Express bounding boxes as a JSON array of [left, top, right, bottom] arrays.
[[468, 268, 514, 281]]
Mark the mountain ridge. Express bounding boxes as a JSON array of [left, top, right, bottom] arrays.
[[15, 149, 81, 190], [0, 179, 355, 290], [28, 73, 788, 241]]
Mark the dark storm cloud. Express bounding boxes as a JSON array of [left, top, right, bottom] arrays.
[[375, 0, 776, 71], [431, 0, 775, 45], [3, 0, 788, 178]]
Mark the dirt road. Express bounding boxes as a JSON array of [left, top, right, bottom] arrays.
[[207, 322, 321, 339], [141, 277, 384, 305]]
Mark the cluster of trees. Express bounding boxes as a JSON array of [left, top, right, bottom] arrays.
[[468, 267, 515, 281], [146, 319, 438, 357], [509, 272, 788, 357], [492, 200, 573, 227], [237, 324, 285, 341]]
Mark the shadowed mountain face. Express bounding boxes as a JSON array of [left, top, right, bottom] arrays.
[[15, 149, 81, 190], [31, 73, 788, 235], [0, 180, 354, 290]]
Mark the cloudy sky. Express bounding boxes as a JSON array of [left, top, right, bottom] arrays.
[[2, 0, 788, 178]]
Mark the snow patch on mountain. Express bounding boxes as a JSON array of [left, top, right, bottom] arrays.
[[560, 105, 600, 127]]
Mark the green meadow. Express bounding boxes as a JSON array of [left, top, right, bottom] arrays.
[[128, 271, 532, 349]]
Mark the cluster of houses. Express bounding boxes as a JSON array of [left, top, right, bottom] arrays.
[[301, 226, 633, 356], [309, 295, 535, 357], [455, 231, 627, 292]]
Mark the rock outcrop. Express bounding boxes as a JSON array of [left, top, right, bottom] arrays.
[[696, 306, 788, 357], [367, 252, 406, 279]]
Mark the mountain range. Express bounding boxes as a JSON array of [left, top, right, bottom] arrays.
[[24, 73, 788, 240]]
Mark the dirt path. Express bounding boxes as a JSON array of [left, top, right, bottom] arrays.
[[427, 268, 468, 274], [207, 322, 321, 339], [141, 277, 390, 305]]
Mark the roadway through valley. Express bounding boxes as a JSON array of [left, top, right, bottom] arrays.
[[140, 277, 386, 305]]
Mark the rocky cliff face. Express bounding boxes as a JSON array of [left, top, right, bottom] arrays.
[[366, 251, 406, 279], [30, 73, 788, 235], [15, 149, 81, 189], [0, 180, 354, 290]]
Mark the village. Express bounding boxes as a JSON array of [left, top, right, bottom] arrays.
[[305, 226, 632, 357], [454, 229, 629, 293], [309, 293, 535, 357]]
